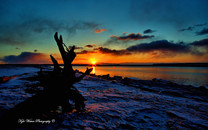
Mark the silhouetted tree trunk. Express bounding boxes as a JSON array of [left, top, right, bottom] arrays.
[[0, 32, 92, 129]]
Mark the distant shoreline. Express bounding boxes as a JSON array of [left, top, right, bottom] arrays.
[[0, 63, 208, 67]]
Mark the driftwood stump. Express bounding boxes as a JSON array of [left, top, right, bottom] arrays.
[[39, 32, 92, 112], [0, 32, 92, 129]]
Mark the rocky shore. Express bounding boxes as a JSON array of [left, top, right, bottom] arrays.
[[0, 67, 208, 129]]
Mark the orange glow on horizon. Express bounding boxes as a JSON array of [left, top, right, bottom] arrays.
[[53, 51, 208, 65]]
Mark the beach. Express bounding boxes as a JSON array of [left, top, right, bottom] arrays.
[[0, 65, 208, 129]]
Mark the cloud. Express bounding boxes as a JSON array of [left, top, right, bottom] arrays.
[[85, 44, 96, 48], [0, 18, 100, 45], [34, 49, 38, 52], [179, 23, 207, 32], [126, 40, 190, 53], [0, 36, 24, 45], [94, 28, 106, 33], [15, 19, 100, 35], [179, 26, 194, 32], [102, 39, 208, 57], [196, 28, 208, 35], [76, 50, 96, 54], [143, 29, 156, 34], [1, 52, 49, 64], [110, 33, 154, 41], [190, 39, 208, 47], [194, 22, 207, 27], [95, 47, 131, 56], [68, 46, 83, 50]]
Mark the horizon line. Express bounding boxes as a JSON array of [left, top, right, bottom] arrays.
[[0, 62, 208, 67]]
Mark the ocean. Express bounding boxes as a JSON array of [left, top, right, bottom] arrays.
[[74, 66, 208, 87]]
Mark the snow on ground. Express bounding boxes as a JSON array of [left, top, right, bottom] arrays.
[[0, 66, 41, 109], [0, 66, 208, 129], [60, 76, 208, 129]]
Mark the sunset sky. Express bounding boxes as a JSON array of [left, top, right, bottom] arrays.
[[0, 0, 208, 64]]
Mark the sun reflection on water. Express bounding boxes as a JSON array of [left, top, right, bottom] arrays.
[[92, 66, 95, 74]]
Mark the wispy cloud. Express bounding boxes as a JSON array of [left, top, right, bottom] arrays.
[[85, 44, 96, 48], [94, 28, 106, 33], [194, 22, 207, 27], [111, 33, 154, 41], [0, 18, 101, 45], [179, 26, 194, 32], [179, 22, 207, 32]]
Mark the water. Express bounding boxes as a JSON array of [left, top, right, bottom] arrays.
[[73, 66, 208, 87]]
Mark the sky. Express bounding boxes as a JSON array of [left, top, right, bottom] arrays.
[[0, 0, 208, 64]]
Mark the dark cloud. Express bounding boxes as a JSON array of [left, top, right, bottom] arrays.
[[196, 28, 208, 35], [127, 40, 190, 53], [102, 39, 208, 57], [190, 39, 208, 47], [111, 33, 154, 41], [1, 52, 48, 64], [143, 29, 156, 34], [95, 47, 131, 56], [179, 26, 194, 32], [34, 49, 38, 52], [85, 44, 96, 48]]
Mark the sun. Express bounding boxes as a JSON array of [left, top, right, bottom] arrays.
[[90, 59, 96, 65], [92, 61, 96, 65]]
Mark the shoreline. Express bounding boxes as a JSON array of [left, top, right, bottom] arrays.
[[0, 67, 208, 129], [84, 71, 208, 102]]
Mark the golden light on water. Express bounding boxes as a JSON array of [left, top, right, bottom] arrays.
[[92, 66, 95, 74]]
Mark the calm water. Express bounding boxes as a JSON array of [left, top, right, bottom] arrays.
[[73, 66, 208, 87]]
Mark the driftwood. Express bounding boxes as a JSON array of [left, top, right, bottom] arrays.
[[0, 32, 92, 128], [0, 75, 17, 83]]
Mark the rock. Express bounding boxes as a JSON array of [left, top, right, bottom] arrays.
[[113, 76, 122, 80], [90, 74, 96, 76], [121, 77, 135, 85], [101, 74, 110, 79]]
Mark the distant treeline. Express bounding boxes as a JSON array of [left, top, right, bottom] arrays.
[[0, 63, 208, 67], [152, 63, 208, 67]]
